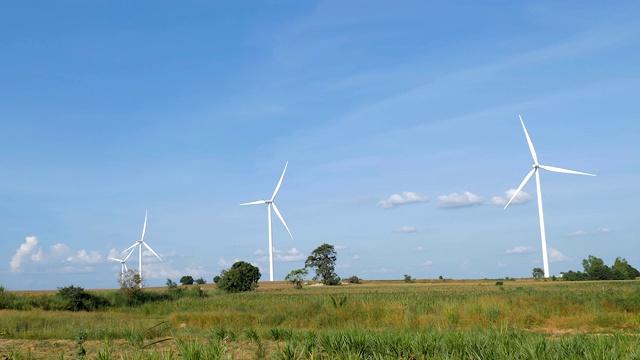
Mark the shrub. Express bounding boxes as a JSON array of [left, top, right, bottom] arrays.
[[56, 285, 107, 311], [347, 276, 361, 284], [217, 261, 261, 293]]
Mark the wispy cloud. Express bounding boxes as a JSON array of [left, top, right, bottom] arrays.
[[548, 248, 570, 262], [506, 245, 535, 254], [414, 246, 427, 252], [566, 227, 611, 237], [438, 191, 484, 209], [380, 192, 428, 209], [419, 260, 433, 267], [274, 247, 305, 262], [393, 226, 417, 233], [491, 189, 533, 207]]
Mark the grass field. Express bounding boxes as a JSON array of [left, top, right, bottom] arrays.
[[1, 279, 639, 359]]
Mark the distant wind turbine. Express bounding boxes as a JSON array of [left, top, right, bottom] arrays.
[[504, 115, 595, 278], [124, 211, 163, 285], [108, 248, 135, 276], [240, 162, 293, 282]]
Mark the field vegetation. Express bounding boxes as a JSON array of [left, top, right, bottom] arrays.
[[1, 280, 639, 359]]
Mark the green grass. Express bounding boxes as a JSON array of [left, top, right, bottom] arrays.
[[1, 280, 640, 359]]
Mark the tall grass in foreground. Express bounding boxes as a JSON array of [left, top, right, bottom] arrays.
[[2, 281, 640, 358], [4, 329, 640, 359]]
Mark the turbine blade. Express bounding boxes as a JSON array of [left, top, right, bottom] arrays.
[[124, 243, 138, 252], [140, 211, 148, 242], [240, 200, 268, 206], [124, 263, 128, 272], [123, 247, 136, 262], [143, 242, 163, 261], [108, 257, 123, 262], [271, 202, 293, 239], [271, 161, 288, 201], [538, 164, 596, 176], [519, 115, 539, 165], [504, 168, 536, 209]]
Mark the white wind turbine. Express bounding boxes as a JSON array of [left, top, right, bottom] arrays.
[[124, 211, 163, 284], [108, 248, 135, 276], [240, 162, 293, 281], [504, 115, 595, 278]]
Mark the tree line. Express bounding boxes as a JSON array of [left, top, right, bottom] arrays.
[[559, 256, 639, 281]]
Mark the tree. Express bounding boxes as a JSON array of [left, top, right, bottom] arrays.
[[119, 269, 144, 302], [305, 243, 340, 285], [348, 276, 361, 284], [532, 267, 544, 280], [403, 274, 414, 283], [194, 277, 207, 285], [582, 255, 612, 280], [166, 278, 178, 289], [217, 261, 261, 292], [611, 257, 640, 280], [285, 268, 308, 289], [180, 275, 195, 286]]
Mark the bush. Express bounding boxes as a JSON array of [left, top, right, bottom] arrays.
[[217, 261, 261, 293], [56, 285, 107, 311], [348, 276, 361, 284]]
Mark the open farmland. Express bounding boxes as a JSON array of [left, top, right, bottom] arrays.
[[1, 280, 640, 359]]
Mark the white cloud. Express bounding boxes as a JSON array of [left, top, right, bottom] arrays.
[[10, 236, 39, 272], [414, 246, 427, 252], [393, 226, 417, 233], [380, 191, 428, 209], [218, 257, 240, 267], [419, 260, 433, 267], [566, 227, 611, 237], [437, 191, 484, 209], [274, 247, 305, 262], [352, 254, 360, 260], [10, 236, 107, 274], [506, 246, 534, 254], [491, 189, 533, 207], [548, 248, 570, 262], [74, 250, 102, 264]]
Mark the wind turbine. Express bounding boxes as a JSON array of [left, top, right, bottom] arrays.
[[108, 248, 135, 276], [124, 211, 163, 284], [504, 115, 595, 278], [240, 162, 293, 281]]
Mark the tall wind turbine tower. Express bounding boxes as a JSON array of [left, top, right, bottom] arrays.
[[504, 115, 595, 278], [124, 211, 163, 285], [240, 162, 293, 281]]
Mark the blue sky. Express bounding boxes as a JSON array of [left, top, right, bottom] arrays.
[[1, 2, 638, 290]]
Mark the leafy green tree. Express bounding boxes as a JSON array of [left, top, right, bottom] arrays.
[[611, 257, 640, 280], [532, 267, 544, 280], [582, 255, 612, 280], [194, 277, 207, 285], [403, 274, 414, 283], [561, 270, 588, 281], [305, 243, 340, 285], [217, 261, 261, 292], [348, 276, 361, 284], [180, 275, 195, 285], [166, 278, 178, 289], [285, 268, 308, 289]]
